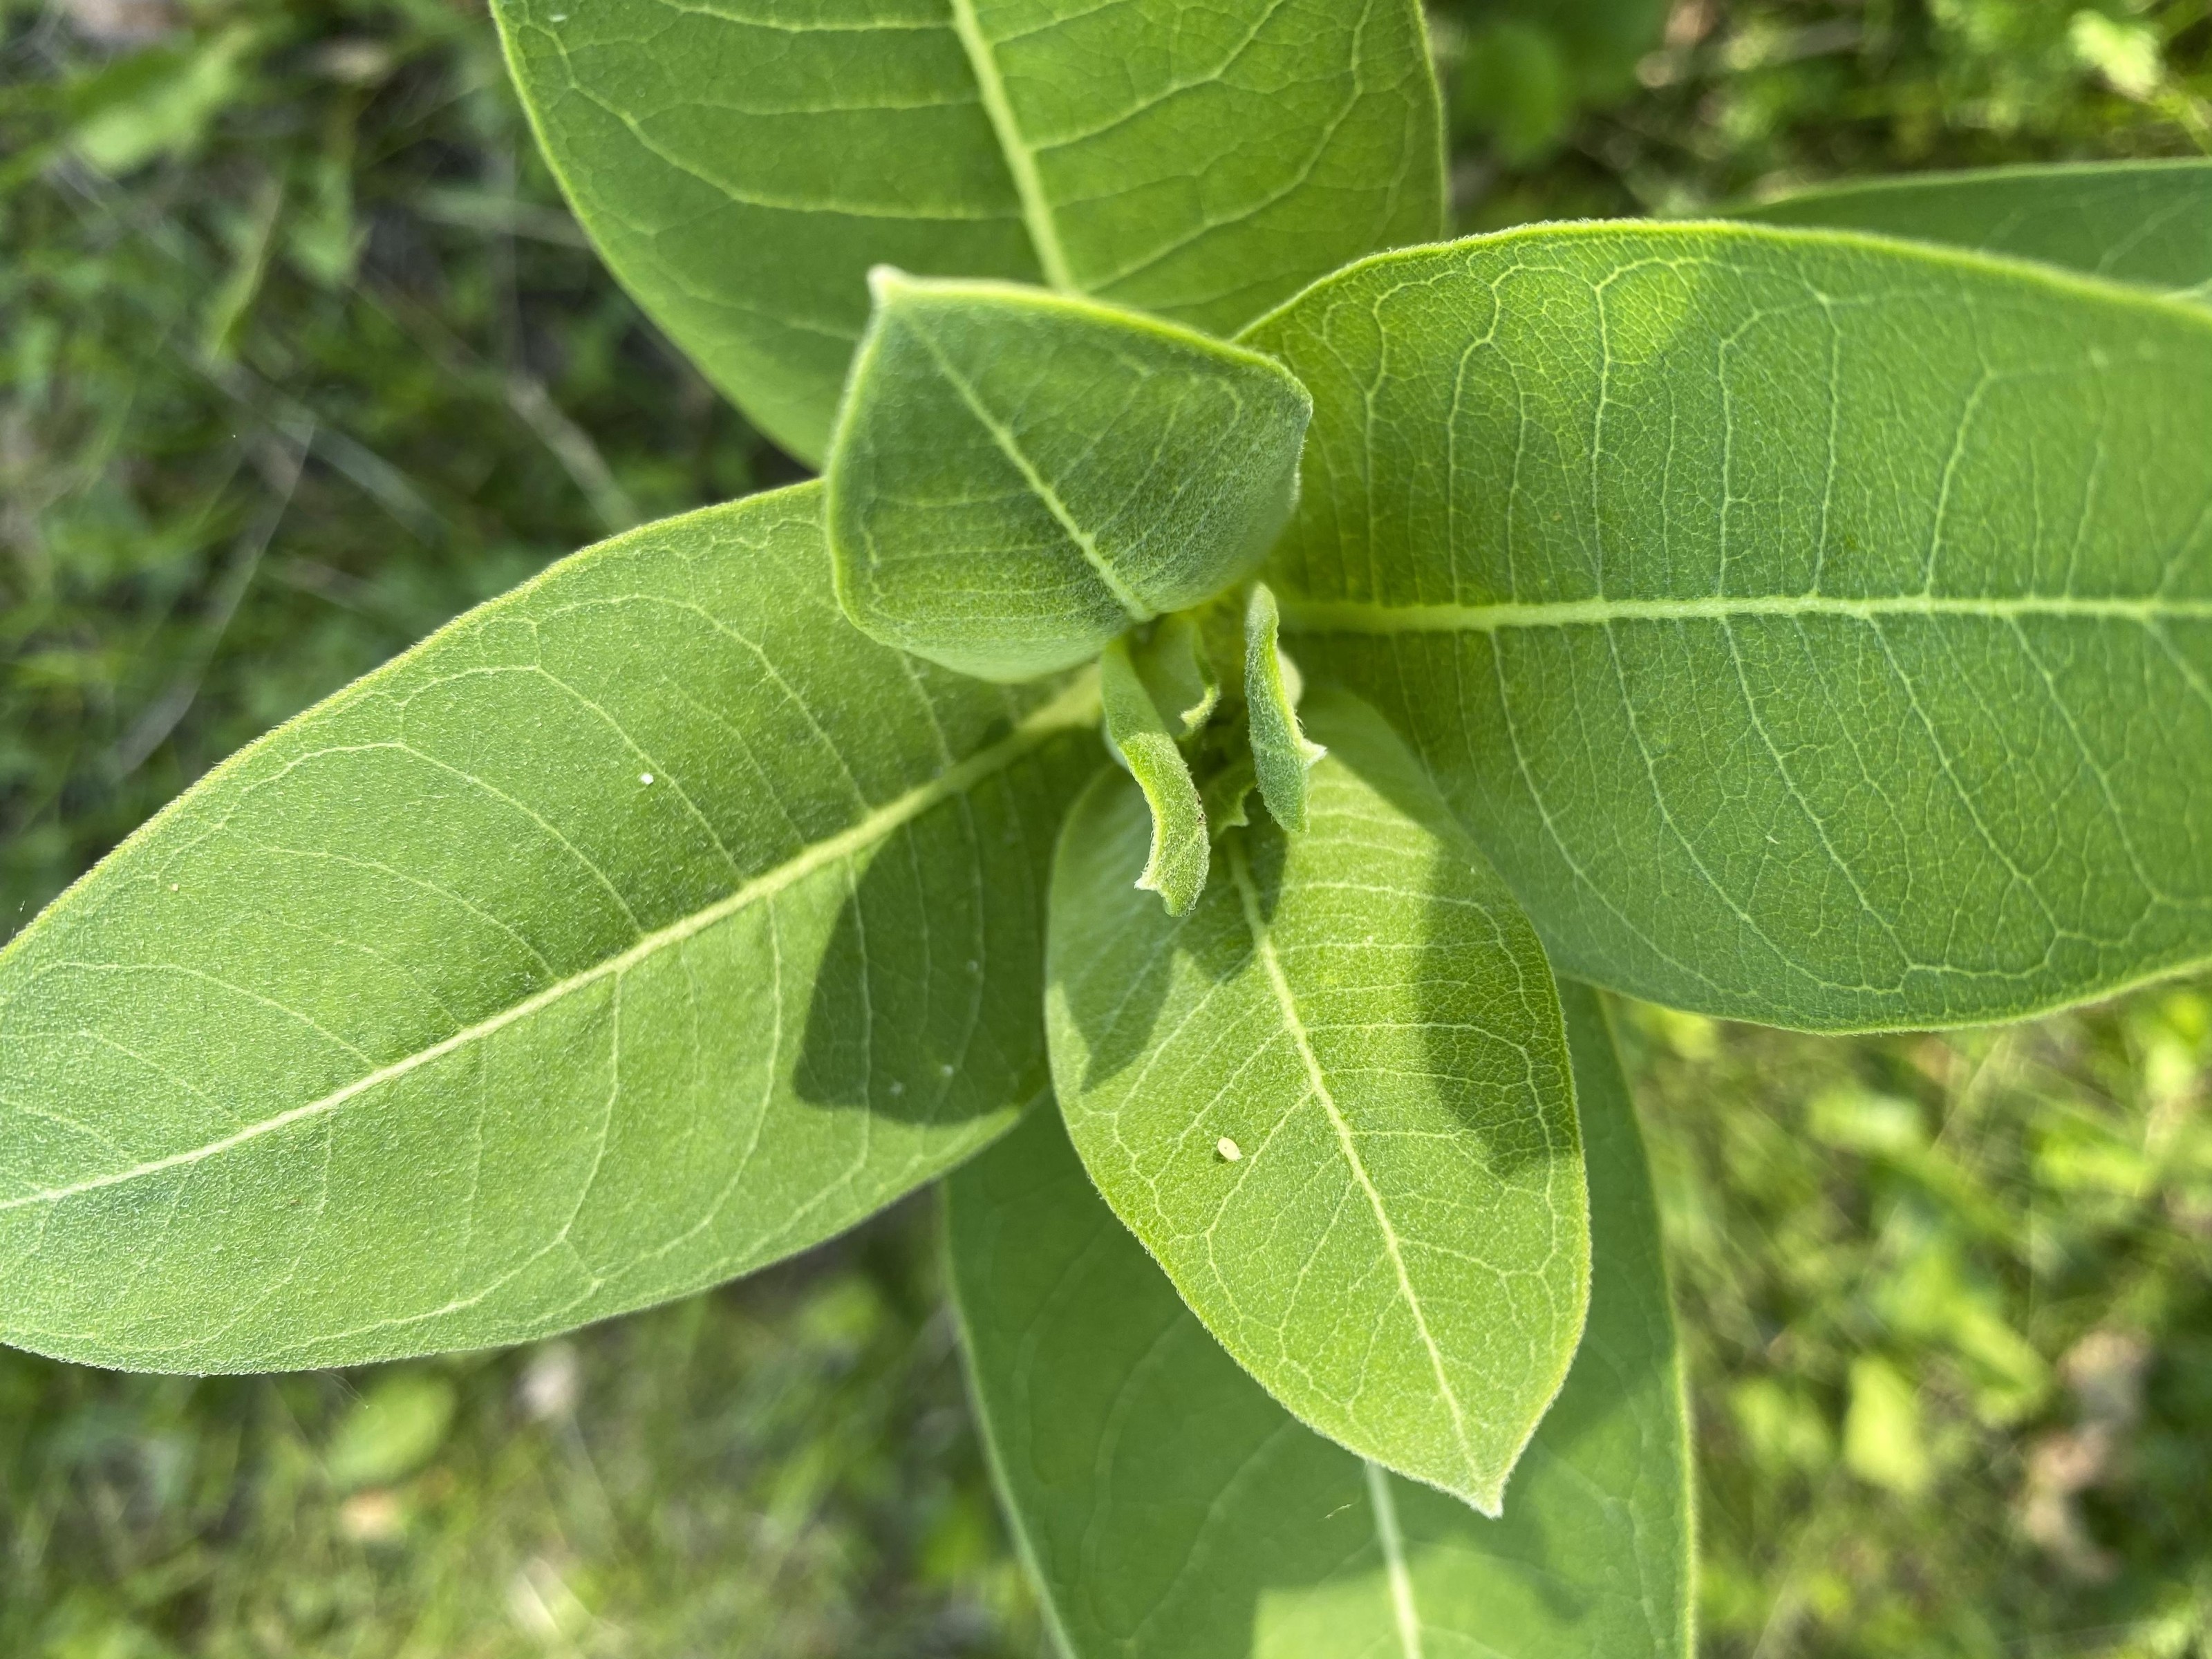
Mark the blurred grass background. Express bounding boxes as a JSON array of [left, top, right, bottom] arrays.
[[3, 0, 2211, 1652]]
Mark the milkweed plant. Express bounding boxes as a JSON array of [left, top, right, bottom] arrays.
[[4, 2, 2210, 1651]]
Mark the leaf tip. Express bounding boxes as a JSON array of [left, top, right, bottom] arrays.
[[1389, 1453, 1510, 1519], [865, 263, 913, 306], [1136, 859, 1206, 917]]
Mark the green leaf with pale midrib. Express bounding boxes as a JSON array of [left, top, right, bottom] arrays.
[[493, 0, 1445, 464], [1245, 219, 2212, 1032], [1045, 691, 1587, 1511], [946, 980, 1691, 1658], [0, 482, 1100, 1373], [1734, 159, 2212, 306], [825, 274, 1311, 680]]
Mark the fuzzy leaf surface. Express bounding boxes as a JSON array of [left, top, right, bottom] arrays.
[[1737, 160, 2212, 306], [493, 0, 1444, 463], [1046, 692, 1586, 1510], [1244, 582, 1325, 832], [0, 484, 1099, 1372], [826, 275, 1310, 680], [1099, 638, 1211, 916], [1135, 614, 1221, 739], [947, 981, 1690, 1658], [1248, 222, 2212, 1031]]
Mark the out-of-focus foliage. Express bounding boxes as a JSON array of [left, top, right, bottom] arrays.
[[1629, 982, 2212, 1655], [7, 0, 2212, 1653], [1438, 0, 2212, 223], [0, 0, 770, 943], [0, 1199, 1037, 1656], [1435, 0, 1672, 161]]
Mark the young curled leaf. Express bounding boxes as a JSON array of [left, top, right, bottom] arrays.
[[1244, 581, 1327, 833], [1099, 637, 1210, 916], [826, 272, 1311, 682], [1201, 754, 1258, 842], [1134, 613, 1221, 739]]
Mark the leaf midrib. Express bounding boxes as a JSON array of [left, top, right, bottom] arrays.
[[1362, 1459, 1427, 1659], [1225, 839, 1481, 1500], [901, 316, 1150, 620], [0, 673, 1100, 1217], [1280, 590, 2212, 633], [945, 0, 1078, 292]]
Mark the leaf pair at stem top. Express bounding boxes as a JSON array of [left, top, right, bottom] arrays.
[[894, 272, 1618, 1503], [825, 269, 1330, 915]]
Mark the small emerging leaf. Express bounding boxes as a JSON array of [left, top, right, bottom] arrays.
[[826, 272, 1311, 681], [1244, 581, 1327, 832], [1099, 637, 1209, 916], [1134, 614, 1220, 738], [946, 980, 1692, 1658], [1047, 691, 1588, 1511], [1201, 754, 1258, 841]]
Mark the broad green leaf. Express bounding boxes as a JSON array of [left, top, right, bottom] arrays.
[[1246, 222, 2212, 1031], [946, 980, 1691, 1658], [1099, 637, 1210, 917], [493, 0, 1445, 465], [826, 273, 1311, 680], [1244, 582, 1326, 832], [1046, 691, 1586, 1510], [1736, 160, 2212, 306], [0, 483, 1100, 1372]]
